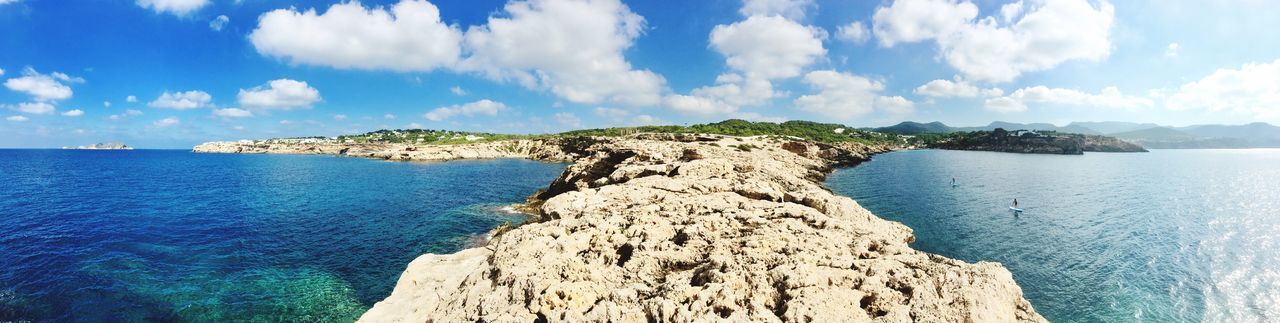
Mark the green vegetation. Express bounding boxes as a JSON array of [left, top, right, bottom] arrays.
[[334, 129, 539, 145]]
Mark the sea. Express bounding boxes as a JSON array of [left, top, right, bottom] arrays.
[[0, 150, 567, 321], [825, 149, 1280, 322]]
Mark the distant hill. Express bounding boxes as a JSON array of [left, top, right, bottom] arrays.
[[874, 121, 955, 134], [1068, 121, 1161, 134], [1111, 127, 1198, 142], [1178, 122, 1280, 146], [874, 121, 1101, 135]]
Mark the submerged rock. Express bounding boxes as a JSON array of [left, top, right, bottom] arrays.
[[356, 136, 1046, 322]]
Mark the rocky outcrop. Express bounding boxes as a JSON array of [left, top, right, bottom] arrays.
[[192, 137, 598, 162], [926, 129, 1146, 154], [360, 135, 1045, 322], [1081, 135, 1149, 152]]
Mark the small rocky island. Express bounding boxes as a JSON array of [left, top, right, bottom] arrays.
[[64, 142, 134, 150], [194, 121, 1047, 322], [923, 128, 1146, 154]]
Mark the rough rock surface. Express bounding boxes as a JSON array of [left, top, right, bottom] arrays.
[[359, 135, 1046, 322]]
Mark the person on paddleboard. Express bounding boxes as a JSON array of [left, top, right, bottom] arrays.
[[1013, 198, 1019, 208]]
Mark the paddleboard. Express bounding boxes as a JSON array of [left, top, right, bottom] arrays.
[[1009, 206, 1023, 212]]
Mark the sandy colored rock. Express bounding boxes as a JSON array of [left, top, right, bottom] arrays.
[[354, 135, 1046, 322]]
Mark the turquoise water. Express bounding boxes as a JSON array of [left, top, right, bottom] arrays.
[[825, 149, 1280, 322], [0, 150, 566, 321]]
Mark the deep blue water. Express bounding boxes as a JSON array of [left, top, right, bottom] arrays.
[[0, 150, 566, 321], [826, 149, 1280, 322]]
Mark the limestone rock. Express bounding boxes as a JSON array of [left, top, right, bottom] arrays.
[[359, 136, 1046, 322]]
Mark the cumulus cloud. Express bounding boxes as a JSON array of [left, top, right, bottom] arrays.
[[10, 102, 56, 115], [876, 96, 915, 114], [237, 79, 321, 110], [136, 0, 209, 16], [210, 15, 229, 31], [110, 109, 144, 121], [1165, 42, 1180, 58], [836, 21, 870, 44], [711, 15, 825, 81], [384, 113, 397, 119], [6, 115, 27, 122], [668, 11, 826, 115], [126, 95, 138, 103], [739, 0, 814, 20], [0, 68, 5, 76], [592, 107, 666, 126], [423, 99, 507, 121], [153, 117, 180, 127], [914, 77, 1003, 98], [552, 112, 582, 128], [794, 70, 886, 120], [61, 109, 84, 117], [212, 108, 253, 118], [249, 0, 461, 72], [449, 86, 466, 96], [4, 67, 78, 102], [665, 94, 737, 116], [149, 90, 212, 109], [872, 0, 1114, 82], [460, 0, 665, 106], [1165, 58, 1280, 122], [103, 101, 111, 108], [984, 85, 1152, 112]]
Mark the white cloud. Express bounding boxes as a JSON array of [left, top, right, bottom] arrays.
[[136, 0, 209, 16], [10, 102, 55, 115], [279, 120, 293, 125], [61, 109, 84, 117], [384, 113, 397, 119], [793, 70, 887, 120], [664, 94, 737, 116], [153, 117, 180, 127], [237, 79, 321, 110], [1165, 58, 1280, 122], [333, 114, 347, 121], [0, 68, 5, 76], [1165, 42, 1180, 58], [1000, 1, 1023, 23], [740, 0, 814, 20], [103, 101, 111, 108], [592, 107, 666, 126], [670, 13, 826, 115], [552, 112, 582, 128], [876, 96, 915, 114], [913, 77, 1004, 98], [710, 15, 825, 81], [836, 21, 870, 44], [6, 115, 27, 122], [984, 85, 1152, 113], [4, 67, 76, 102], [249, 0, 461, 72], [983, 96, 1026, 113], [872, 0, 1114, 82], [126, 95, 138, 103], [423, 99, 507, 121], [149, 90, 212, 109], [450, 86, 466, 96], [460, 0, 665, 106], [212, 108, 253, 118], [110, 109, 144, 121], [210, 15, 229, 31]]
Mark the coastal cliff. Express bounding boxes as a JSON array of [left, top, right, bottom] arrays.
[[193, 137, 593, 162], [926, 129, 1146, 154], [330, 134, 1046, 322]]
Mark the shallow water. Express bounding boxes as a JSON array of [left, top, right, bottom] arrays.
[[825, 149, 1280, 322], [0, 150, 566, 321]]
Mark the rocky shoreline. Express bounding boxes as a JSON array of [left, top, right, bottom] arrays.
[[194, 134, 1045, 322]]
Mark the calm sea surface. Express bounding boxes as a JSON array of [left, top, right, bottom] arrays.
[[0, 150, 566, 321], [826, 149, 1280, 322]]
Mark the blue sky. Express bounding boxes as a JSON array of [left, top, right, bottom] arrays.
[[3, 0, 1280, 148]]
